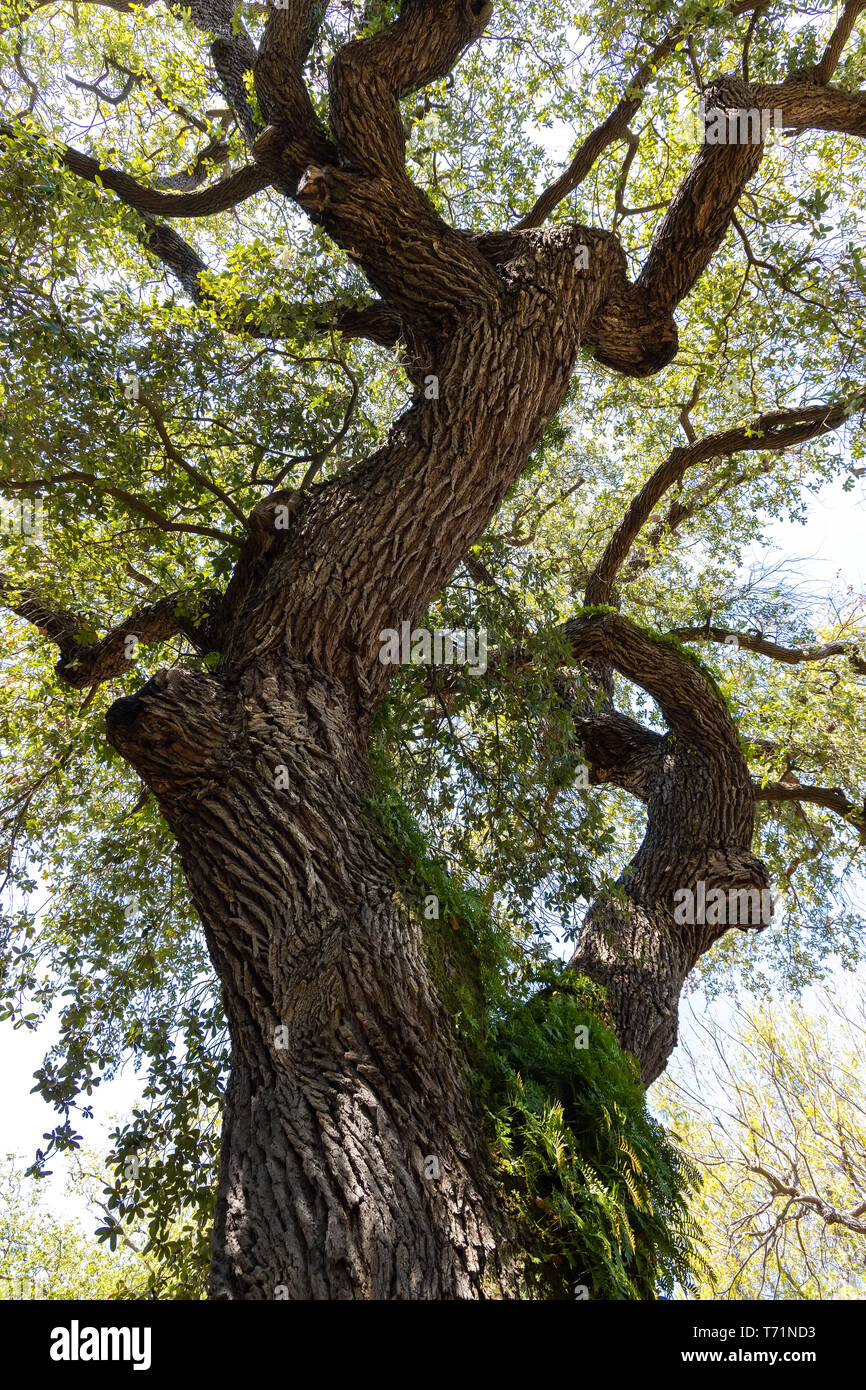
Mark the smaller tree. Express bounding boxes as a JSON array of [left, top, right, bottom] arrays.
[[654, 984, 866, 1300], [0, 1151, 142, 1298], [0, 1147, 203, 1299]]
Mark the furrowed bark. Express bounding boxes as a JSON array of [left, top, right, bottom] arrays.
[[217, 225, 629, 700], [105, 663, 519, 1298], [92, 228, 675, 1295]]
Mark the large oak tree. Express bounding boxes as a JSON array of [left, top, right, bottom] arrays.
[[1, 0, 865, 1297]]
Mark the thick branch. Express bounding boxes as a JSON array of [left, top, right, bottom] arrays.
[[637, 74, 766, 313], [178, 0, 263, 147], [572, 710, 666, 801], [156, 135, 231, 192], [1, 0, 159, 25], [562, 610, 737, 751], [751, 77, 866, 137], [0, 577, 222, 690], [754, 780, 866, 840], [137, 214, 210, 298], [254, 2, 333, 156], [328, 0, 493, 179], [328, 299, 402, 347], [814, 1, 866, 85], [239, 0, 501, 328], [277, 155, 501, 328], [514, 0, 764, 230], [639, 15, 866, 312], [563, 613, 767, 1084], [53, 135, 270, 217]]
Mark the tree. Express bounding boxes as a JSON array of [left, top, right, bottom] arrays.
[[1, 0, 865, 1298], [654, 985, 866, 1299], [0, 1151, 150, 1299]]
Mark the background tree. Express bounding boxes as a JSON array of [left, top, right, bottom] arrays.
[[0, 1150, 154, 1299], [1, 0, 865, 1297], [654, 984, 866, 1299]]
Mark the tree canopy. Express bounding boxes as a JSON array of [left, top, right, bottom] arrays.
[[1, 0, 865, 1298]]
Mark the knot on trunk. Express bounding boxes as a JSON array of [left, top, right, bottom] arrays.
[[590, 281, 679, 376], [106, 667, 229, 796], [573, 711, 665, 802]]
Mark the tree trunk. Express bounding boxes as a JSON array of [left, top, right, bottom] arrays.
[[564, 616, 773, 1086], [100, 263, 769, 1292], [96, 197, 773, 1292], [106, 660, 519, 1299]]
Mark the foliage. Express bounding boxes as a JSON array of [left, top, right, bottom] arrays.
[[0, 0, 865, 1295], [369, 794, 704, 1298], [489, 983, 706, 1299], [0, 1149, 202, 1299]]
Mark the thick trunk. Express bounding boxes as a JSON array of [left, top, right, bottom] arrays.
[[102, 255, 612, 1298], [107, 661, 518, 1299], [99, 245, 755, 1292]]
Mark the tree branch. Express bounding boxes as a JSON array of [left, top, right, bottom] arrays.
[[328, 298, 402, 347], [754, 780, 866, 840], [751, 77, 866, 138], [571, 710, 666, 801], [254, 1, 332, 151], [669, 626, 866, 676], [155, 134, 231, 192], [513, 0, 764, 230], [328, 0, 493, 179], [637, 74, 766, 314], [585, 396, 859, 605], [1, 0, 159, 27], [562, 609, 738, 751], [136, 213, 210, 298], [246, 0, 500, 329], [746, 1162, 866, 1232], [0, 472, 241, 546], [51, 132, 271, 217], [0, 576, 222, 690], [177, 0, 263, 147], [814, 0, 866, 85]]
